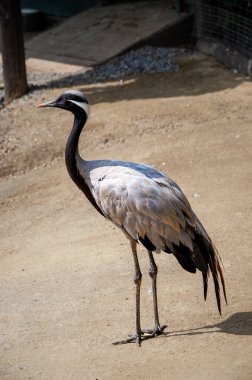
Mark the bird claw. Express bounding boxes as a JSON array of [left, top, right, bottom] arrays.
[[113, 333, 142, 346], [112, 325, 167, 346], [141, 324, 167, 337]]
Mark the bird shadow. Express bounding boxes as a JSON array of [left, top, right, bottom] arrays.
[[163, 312, 252, 338]]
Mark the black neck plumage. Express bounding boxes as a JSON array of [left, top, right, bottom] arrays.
[[65, 111, 104, 217]]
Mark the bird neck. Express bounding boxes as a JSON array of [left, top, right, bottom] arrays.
[[65, 112, 85, 184], [65, 112, 104, 217]]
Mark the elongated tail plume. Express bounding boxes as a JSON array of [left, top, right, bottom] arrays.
[[200, 238, 227, 314]]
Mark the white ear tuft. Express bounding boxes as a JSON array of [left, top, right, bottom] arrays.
[[68, 100, 90, 118]]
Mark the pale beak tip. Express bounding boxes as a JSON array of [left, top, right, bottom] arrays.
[[36, 100, 55, 108], [36, 103, 46, 108]]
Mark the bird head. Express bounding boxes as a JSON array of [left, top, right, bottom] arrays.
[[37, 90, 90, 119]]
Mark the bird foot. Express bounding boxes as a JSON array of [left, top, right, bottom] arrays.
[[112, 324, 167, 346], [141, 324, 167, 337], [113, 333, 143, 346]]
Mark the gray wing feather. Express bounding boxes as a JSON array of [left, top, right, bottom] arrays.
[[84, 162, 196, 253]]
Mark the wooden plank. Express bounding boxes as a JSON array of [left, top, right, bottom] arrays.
[[25, 1, 183, 71]]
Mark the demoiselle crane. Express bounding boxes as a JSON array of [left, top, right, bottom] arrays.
[[37, 90, 227, 346]]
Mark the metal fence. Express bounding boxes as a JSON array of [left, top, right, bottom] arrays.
[[196, 0, 252, 58]]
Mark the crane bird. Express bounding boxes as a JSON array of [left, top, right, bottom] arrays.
[[37, 90, 227, 346]]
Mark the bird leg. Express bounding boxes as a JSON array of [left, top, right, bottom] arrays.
[[113, 241, 144, 346], [113, 244, 167, 346], [141, 251, 167, 336]]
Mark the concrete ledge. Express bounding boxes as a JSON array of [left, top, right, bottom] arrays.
[[25, 57, 89, 73], [197, 39, 252, 77]]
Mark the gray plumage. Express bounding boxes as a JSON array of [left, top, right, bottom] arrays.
[[79, 159, 226, 302], [79, 159, 196, 249]]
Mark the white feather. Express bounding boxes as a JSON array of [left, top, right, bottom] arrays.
[[69, 100, 90, 118]]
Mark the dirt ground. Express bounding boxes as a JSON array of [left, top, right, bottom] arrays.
[[0, 53, 252, 380]]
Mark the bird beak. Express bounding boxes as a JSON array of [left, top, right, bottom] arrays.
[[36, 100, 56, 108]]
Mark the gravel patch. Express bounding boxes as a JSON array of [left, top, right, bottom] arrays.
[[0, 46, 190, 105]]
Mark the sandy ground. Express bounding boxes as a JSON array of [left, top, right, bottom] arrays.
[[0, 53, 252, 380]]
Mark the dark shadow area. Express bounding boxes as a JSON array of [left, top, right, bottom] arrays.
[[27, 52, 247, 106], [168, 312, 252, 338]]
